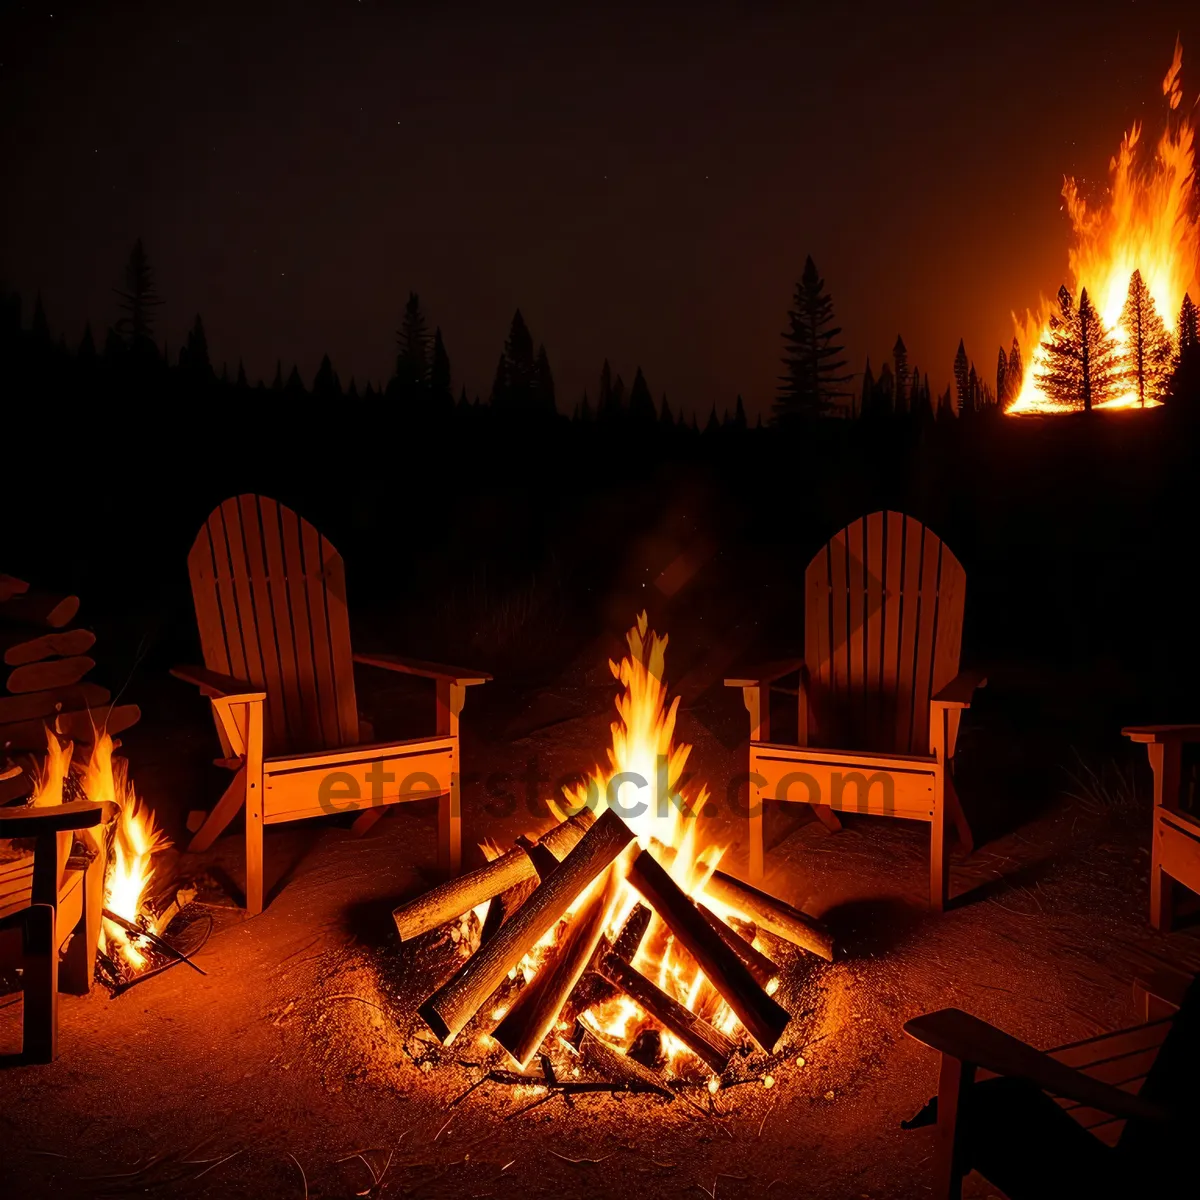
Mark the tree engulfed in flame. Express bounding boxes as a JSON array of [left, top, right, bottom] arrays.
[[1009, 40, 1200, 412], [527, 613, 759, 1070], [81, 732, 170, 969]]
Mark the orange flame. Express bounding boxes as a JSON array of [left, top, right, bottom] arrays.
[[1009, 39, 1200, 413], [81, 731, 170, 969], [509, 614, 763, 1073]]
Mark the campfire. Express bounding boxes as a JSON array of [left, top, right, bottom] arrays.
[[29, 726, 187, 988], [1008, 40, 1200, 414], [394, 614, 833, 1090]]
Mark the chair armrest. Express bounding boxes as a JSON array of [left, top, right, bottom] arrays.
[[171, 665, 265, 700], [352, 653, 491, 686], [1134, 966, 1193, 1013], [0, 799, 119, 837], [904, 1008, 1169, 1123], [1123, 724, 1200, 744], [930, 671, 987, 709], [724, 658, 806, 688]]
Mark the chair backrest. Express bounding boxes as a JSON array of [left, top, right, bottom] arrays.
[[187, 495, 359, 756], [803, 511, 965, 755]]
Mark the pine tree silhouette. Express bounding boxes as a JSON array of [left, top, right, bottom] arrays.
[[113, 239, 163, 351], [1179, 293, 1199, 354], [611, 374, 626, 413], [628, 367, 655, 424], [1171, 292, 1200, 404], [285, 364, 306, 397], [704, 404, 720, 434], [313, 353, 341, 400], [492, 310, 539, 412], [395, 292, 431, 402], [659, 392, 673, 427], [236, 360, 248, 388], [488, 353, 506, 407], [996, 347, 1008, 408], [893, 336, 909, 415], [953, 340, 970, 414], [938, 385, 955, 420], [1119, 269, 1173, 406], [734, 394, 747, 429], [1036, 285, 1121, 411], [534, 344, 555, 414], [431, 327, 453, 410], [1007, 338, 1023, 401], [775, 256, 851, 422], [597, 359, 616, 420], [877, 362, 895, 416], [966, 362, 979, 414], [860, 358, 875, 419]]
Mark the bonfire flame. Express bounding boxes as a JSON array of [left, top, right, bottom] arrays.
[[516, 613, 757, 1072], [1009, 39, 1200, 413], [81, 731, 170, 970]]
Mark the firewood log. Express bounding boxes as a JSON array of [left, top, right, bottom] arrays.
[[479, 876, 538, 945], [0, 591, 80, 629], [650, 836, 834, 960], [562, 902, 652, 1024], [419, 808, 634, 1044], [0, 574, 29, 603], [0, 626, 95, 666], [578, 1029, 673, 1098], [492, 875, 614, 1067], [0, 684, 111, 725], [626, 849, 791, 1053], [696, 902, 779, 989], [6, 656, 94, 695], [596, 949, 736, 1073], [56, 704, 139, 742], [393, 808, 596, 941]]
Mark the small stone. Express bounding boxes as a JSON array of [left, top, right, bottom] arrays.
[[795, 1056, 806, 1068], [762, 1074, 775, 1089], [824, 1090, 835, 1101]]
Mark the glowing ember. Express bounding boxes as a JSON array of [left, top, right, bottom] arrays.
[[80, 731, 170, 969], [1009, 40, 1200, 413], [512, 613, 761, 1072]]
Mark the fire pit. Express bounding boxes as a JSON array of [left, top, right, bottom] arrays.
[[392, 615, 834, 1095]]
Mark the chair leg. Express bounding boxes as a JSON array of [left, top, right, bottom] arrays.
[[1150, 825, 1173, 932], [188, 765, 248, 853], [22, 903, 58, 1063], [811, 804, 843, 832], [932, 1054, 975, 1200], [944, 772, 973, 854], [244, 716, 265, 914], [60, 852, 105, 995], [931, 774, 949, 911]]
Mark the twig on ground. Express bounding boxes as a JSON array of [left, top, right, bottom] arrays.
[[287, 1153, 308, 1200]]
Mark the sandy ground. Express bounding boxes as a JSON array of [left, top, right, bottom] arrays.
[[3, 645, 1200, 1200]]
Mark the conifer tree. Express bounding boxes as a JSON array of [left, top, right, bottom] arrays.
[[534, 344, 556, 414], [1007, 338, 1023, 400], [893, 336, 909, 415], [1179, 293, 1199, 354], [488, 353, 506, 407], [953, 340, 970, 413], [611, 374, 626, 412], [967, 362, 979, 414], [1119, 269, 1173, 406], [774, 255, 851, 422], [1170, 293, 1200, 405], [597, 359, 616, 420], [430, 327, 453, 410], [734, 394, 747, 429], [236, 360, 248, 388], [492, 310, 538, 411], [628, 367, 655, 424], [1036, 285, 1121, 411], [313, 353, 341, 400], [996, 347, 1009, 408], [395, 292, 431, 401], [860, 358, 875, 419], [285, 364, 306, 396], [877, 362, 895, 415], [659, 392, 673, 427], [114, 238, 163, 351], [704, 404, 720, 434]]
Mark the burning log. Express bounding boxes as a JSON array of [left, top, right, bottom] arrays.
[[479, 876, 537, 945], [650, 837, 834, 961], [0, 626, 96, 666], [578, 1029, 674, 1098], [626, 849, 791, 1053], [596, 949, 736, 1074], [0, 590, 80, 629], [6, 656, 95, 695], [562, 901, 652, 1024], [393, 809, 597, 942], [492, 875, 614, 1067], [696, 902, 779, 990], [419, 808, 635, 1044]]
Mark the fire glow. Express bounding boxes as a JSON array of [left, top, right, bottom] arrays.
[[1009, 41, 1200, 413], [510, 614, 764, 1072]]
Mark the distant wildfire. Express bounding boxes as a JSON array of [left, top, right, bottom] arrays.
[[1006, 40, 1200, 413]]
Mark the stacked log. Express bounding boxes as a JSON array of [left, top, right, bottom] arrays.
[[401, 807, 836, 1089], [0, 574, 140, 754]]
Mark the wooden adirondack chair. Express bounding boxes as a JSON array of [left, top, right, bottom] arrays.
[[1122, 725, 1200, 931], [173, 495, 490, 915], [0, 798, 116, 1061], [725, 511, 983, 909], [903, 968, 1191, 1200]]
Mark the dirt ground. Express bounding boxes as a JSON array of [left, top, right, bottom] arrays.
[[3, 637, 1200, 1200]]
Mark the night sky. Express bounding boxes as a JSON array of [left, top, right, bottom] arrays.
[[4, 1, 1199, 419]]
